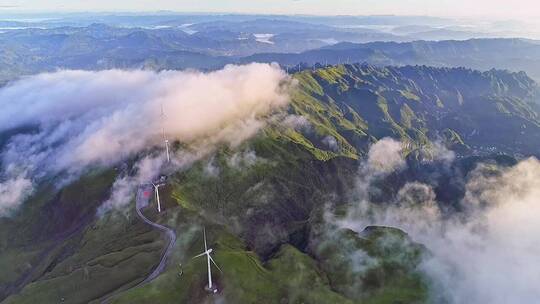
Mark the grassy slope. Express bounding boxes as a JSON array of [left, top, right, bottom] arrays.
[[110, 212, 427, 304], [4, 64, 534, 303], [0, 170, 166, 304], [110, 130, 427, 303], [310, 226, 428, 304], [112, 224, 419, 304], [0, 170, 117, 298], [290, 64, 540, 158], [2, 210, 165, 304]]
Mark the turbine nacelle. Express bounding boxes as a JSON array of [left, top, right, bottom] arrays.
[[193, 248, 213, 259]]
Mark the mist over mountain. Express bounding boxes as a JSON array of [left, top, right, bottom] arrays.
[[1, 62, 539, 303], [1, 11, 540, 304], [2, 16, 540, 84], [245, 39, 540, 81]]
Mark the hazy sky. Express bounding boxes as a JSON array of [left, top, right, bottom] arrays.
[[0, 0, 538, 18]]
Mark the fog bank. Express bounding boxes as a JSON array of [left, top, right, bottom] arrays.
[[336, 138, 540, 303], [0, 63, 292, 216]]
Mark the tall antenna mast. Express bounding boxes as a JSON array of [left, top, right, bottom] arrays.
[[160, 104, 171, 163]]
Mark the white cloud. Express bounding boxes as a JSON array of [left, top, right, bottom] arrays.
[[420, 141, 456, 163], [367, 137, 406, 174], [338, 156, 540, 304], [0, 63, 293, 214], [422, 157, 540, 304], [281, 114, 311, 131], [97, 155, 165, 215], [0, 173, 33, 217], [227, 149, 259, 169], [322, 135, 339, 152]]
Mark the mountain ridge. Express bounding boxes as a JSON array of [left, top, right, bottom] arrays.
[[1, 63, 539, 303]]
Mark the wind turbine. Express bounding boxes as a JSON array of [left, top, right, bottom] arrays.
[[160, 104, 171, 163], [152, 182, 164, 213], [193, 228, 222, 293], [165, 139, 170, 163]]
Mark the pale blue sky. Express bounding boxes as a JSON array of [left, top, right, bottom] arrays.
[[1, 0, 538, 18]]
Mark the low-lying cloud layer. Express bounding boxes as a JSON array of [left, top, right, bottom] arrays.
[[0, 63, 292, 216], [366, 137, 406, 174], [0, 173, 32, 216], [335, 137, 540, 303], [424, 158, 540, 303]]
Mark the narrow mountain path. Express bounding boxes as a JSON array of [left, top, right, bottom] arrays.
[[135, 185, 177, 283]]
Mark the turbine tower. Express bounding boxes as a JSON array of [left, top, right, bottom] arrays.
[[160, 104, 171, 163], [193, 228, 222, 293], [152, 182, 164, 213]]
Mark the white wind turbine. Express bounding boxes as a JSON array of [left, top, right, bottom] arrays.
[[152, 182, 164, 213], [164, 138, 170, 164], [160, 104, 171, 163], [193, 227, 222, 293]]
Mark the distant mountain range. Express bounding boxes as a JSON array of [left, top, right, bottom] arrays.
[[245, 39, 540, 81], [1, 22, 540, 84], [1, 13, 540, 304]]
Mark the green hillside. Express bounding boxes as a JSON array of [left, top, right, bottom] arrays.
[[288, 64, 540, 158], [1, 64, 538, 303]]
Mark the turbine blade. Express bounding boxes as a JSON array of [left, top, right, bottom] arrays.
[[203, 227, 208, 252], [209, 255, 222, 273], [193, 252, 207, 259]]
